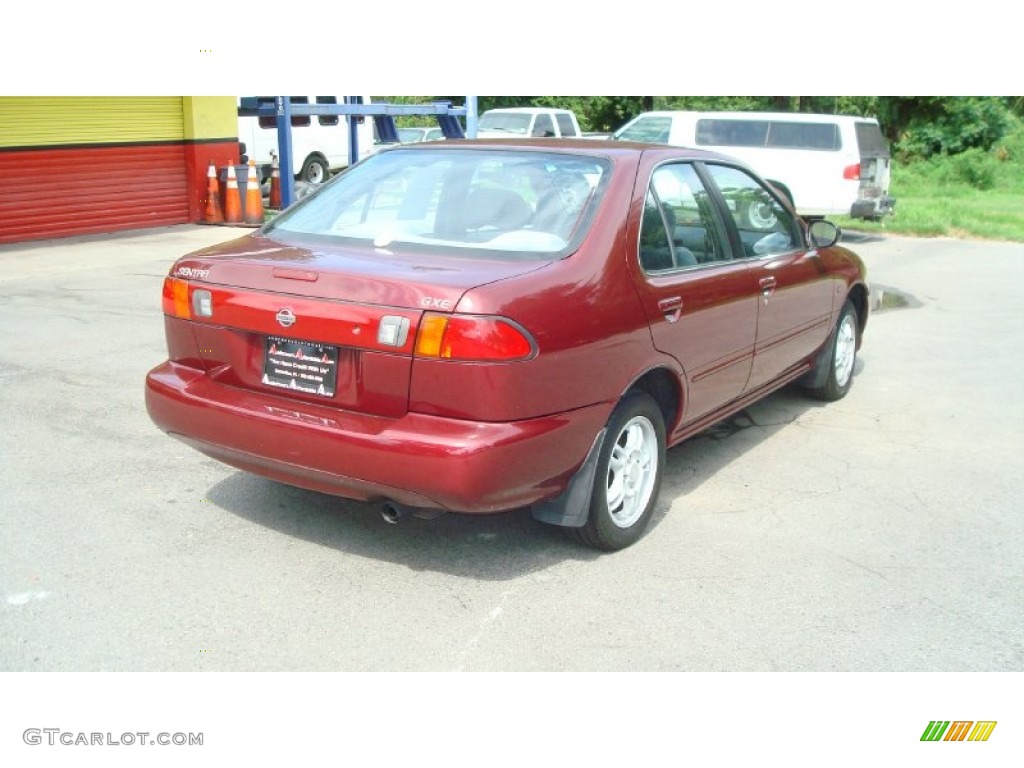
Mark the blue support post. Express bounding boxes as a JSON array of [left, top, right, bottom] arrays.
[[346, 96, 360, 167], [276, 97, 295, 208]]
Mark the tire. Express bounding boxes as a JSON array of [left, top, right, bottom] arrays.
[[806, 299, 858, 401], [298, 155, 329, 184], [569, 391, 666, 551]]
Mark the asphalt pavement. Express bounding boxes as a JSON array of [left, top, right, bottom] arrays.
[[0, 224, 1022, 672]]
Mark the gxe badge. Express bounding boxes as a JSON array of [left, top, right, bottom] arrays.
[[276, 308, 296, 328]]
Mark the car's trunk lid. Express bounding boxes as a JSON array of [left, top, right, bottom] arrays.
[[170, 232, 549, 417]]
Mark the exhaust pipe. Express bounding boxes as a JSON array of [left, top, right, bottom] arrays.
[[380, 501, 412, 525]]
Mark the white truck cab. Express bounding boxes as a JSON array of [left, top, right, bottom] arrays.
[[476, 107, 582, 139]]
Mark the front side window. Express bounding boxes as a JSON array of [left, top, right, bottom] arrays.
[[639, 164, 728, 272], [702, 164, 800, 258], [615, 116, 672, 144], [266, 149, 609, 259]]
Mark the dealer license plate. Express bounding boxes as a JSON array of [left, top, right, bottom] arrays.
[[262, 336, 339, 398]]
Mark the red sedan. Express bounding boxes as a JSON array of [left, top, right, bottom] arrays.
[[146, 139, 867, 550]]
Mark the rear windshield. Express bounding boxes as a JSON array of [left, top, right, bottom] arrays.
[[266, 148, 609, 260], [478, 113, 532, 135], [855, 122, 891, 158]]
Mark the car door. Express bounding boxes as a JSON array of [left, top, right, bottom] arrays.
[[700, 163, 835, 391], [629, 161, 759, 428]]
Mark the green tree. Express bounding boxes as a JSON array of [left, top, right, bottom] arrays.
[[877, 97, 1014, 158]]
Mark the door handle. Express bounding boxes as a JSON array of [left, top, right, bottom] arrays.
[[759, 277, 777, 303], [658, 296, 683, 323]]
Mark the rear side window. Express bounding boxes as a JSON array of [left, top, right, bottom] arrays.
[[257, 96, 312, 129], [855, 122, 891, 158], [532, 114, 556, 137], [316, 96, 339, 126], [555, 113, 577, 136], [766, 121, 840, 150], [696, 119, 769, 147], [639, 163, 729, 272], [616, 116, 672, 143]]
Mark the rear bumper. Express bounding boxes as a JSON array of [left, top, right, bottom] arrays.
[[145, 361, 608, 514], [851, 195, 896, 219]]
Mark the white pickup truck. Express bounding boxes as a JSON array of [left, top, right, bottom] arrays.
[[475, 107, 582, 139]]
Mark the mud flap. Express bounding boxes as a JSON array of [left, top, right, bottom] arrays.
[[530, 429, 606, 528]]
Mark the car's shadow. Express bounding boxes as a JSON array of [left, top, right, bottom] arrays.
[[207, 369, 862, 580], [840, 229, 886, 245]]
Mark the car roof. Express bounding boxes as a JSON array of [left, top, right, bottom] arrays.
[[482, 107, 574, 115], [379, 137, 746, 164], [625, 110, 879, 124]]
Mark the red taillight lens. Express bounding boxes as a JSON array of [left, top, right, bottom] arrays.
[[843, 163, 862, 180], [414, 313, 535, 361], [161, 277, 190, 319]]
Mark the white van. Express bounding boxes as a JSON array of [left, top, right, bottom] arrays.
[[612, 111, 895, 221], [237, 97, 376, 184]]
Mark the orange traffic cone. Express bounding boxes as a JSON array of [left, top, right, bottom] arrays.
[[269, 155, 281, 210], [223, 164, 242, 224], [244, 159, 264, 225], [202, 161, 224, 224]]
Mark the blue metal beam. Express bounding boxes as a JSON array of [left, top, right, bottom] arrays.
[[238, 98, 472, 211]]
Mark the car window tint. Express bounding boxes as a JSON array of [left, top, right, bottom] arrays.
[[696, 119, 769, 147], [702, 164, 800, 258], [267, 149, 608, 259], [766, 121, 840, 150], [640, 164, 727, 272]]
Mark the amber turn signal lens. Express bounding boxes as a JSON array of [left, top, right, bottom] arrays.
[[415, 314, 449, 358], [161, 277, 190, 319]]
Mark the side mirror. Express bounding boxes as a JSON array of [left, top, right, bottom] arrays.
[[807, 219, 841, 248]]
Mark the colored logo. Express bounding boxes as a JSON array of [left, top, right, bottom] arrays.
[[921, 721, 997, 742]]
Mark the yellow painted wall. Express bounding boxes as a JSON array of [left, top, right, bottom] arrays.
[[182, 96, 238, 141]]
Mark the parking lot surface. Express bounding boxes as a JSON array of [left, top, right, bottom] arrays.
[[1, 225, 1022, 671]]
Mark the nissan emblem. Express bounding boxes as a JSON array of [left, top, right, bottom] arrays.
[[276, 308, 296, 328]]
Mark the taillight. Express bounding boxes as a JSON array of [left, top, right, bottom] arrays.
[[843, 163, 862, 180], [414, 313, 535, 361], [162, 277, 190, 319]]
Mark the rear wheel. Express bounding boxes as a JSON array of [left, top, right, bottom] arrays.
[[569, 391, 665, 551], [299, 155, 329, 184]]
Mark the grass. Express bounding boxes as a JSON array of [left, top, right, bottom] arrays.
[[834, 124, 1024, 243]]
